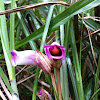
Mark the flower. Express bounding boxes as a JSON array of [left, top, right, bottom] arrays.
[[37, 87, 52, 100], [44, 42, 66, 60], [11, 50, 54, 75], [11, 50, 37, 67]]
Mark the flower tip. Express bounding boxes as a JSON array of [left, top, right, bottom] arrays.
[[11, 50, 17, 56], [10, 50, 17, 67]]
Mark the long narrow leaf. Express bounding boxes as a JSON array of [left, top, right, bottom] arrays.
[[94, 56, 100, 100], [69, 19, 85, 100], [10, 0, 15, 50], [0, 0, 14, 80], [15, 0, 100, 49], [60, 24, 69, 100]]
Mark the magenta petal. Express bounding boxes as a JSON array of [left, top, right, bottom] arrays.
[[44, 45, 52, 48], [61, 49, 66, 60], [45, 48, 53, 59], [58, 46, 66, 49], [11, 50, 17, 56], [11, 50, 18, 66], [44, 42, 66, 60], [11, 50, 37, 66]]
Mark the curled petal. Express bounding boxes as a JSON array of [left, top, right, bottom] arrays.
[[45, 48, 53, 59], [62, 49, 66, 60]]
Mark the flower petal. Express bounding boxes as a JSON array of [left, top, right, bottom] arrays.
[[11, 50, 54, 75], [11, 50, 37, 67], [45, 48, 53, 59], [44, 42, 66, 60], [61, 49, 66, 60], [44, 45, 53, 48]]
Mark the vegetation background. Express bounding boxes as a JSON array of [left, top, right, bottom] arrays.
[[0, 0, 100, 100]]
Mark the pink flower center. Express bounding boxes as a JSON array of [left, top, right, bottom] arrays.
[[52, 47, 59, 54], [50, 46, 62, 56]]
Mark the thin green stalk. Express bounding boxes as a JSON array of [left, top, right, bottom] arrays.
[[60, 60, 69, 100], [10, 0, 15, 50], [10, 0, 19, 97], [32, 5, 55, 100], [66, 57, 79, 100], [90, 88, 100, 100], [16, 24, 21, 41], [0, 0, 14, 81], [32, 67, 40, 100], [79, 13, 83, 67], [60, 24, 69, 100], [69, 19, 85, 100], [94, 57, 100, 100]]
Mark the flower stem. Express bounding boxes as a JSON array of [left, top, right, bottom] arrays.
[[55, 68, 62, 100], [50, 74, 58, 99]]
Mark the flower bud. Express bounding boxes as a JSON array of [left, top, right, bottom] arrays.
[[37, 87, 52, 100]]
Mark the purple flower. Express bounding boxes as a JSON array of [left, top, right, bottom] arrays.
[[11, 50, 53, 75], [11, 50, 37, 67], [44, 42, 66, 60]]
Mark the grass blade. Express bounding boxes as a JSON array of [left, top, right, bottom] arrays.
[[66, 57, 79, 100], [60, 24, 69, 100], [0, 0, 14, 80], [69, 19, 85, 100], [10, 0, 15, 50], [94, 57, 100, 100], [32, 5, 55, 100], [0, 67, 13, 93]]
